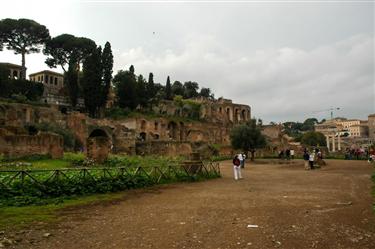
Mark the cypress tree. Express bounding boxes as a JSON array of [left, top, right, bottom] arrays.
[[82, 46, 103, 117], [101, 41, 113, 108], [165, 76, 172, 100]]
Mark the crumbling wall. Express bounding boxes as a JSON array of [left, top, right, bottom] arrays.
[[136, 141, 192, 157], [86, 136, 111, 163], [0, 132, 63, 159]]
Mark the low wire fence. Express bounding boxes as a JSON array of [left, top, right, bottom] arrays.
[[0, 162, 220, 206]]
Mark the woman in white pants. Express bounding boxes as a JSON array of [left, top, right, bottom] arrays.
[[232, 155, 242, 180]]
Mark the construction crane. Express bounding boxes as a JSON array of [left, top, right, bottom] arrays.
[[312, 107, 341, 120]]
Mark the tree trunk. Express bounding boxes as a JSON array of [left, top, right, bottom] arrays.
[[21, 51, 26, 80], [250, 149, 255, 161]]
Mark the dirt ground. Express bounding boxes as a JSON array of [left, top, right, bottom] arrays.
[[7, 159, 375, 249]]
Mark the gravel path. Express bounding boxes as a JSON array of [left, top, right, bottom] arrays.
[[9, 160, 375, 249]]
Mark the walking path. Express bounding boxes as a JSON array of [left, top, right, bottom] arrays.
[[10, 160, 375, 249]]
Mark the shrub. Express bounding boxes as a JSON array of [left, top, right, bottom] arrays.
[[104, 107, 130, 119], [0, 79, 44, 101]]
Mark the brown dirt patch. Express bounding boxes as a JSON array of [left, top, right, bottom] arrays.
[[8, 160, 375, 249]]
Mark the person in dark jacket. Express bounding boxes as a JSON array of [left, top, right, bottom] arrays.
[[232, 155, 242, 180]]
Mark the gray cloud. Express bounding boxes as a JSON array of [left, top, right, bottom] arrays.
[[118, 33, 374, 123], [1, 1, 374, 123]]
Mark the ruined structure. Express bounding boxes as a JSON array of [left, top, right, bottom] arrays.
[[0, 97, 251, 160]]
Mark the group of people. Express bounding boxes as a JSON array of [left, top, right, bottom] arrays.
[[278, 148, 295, 160], [345, 147, 371, 160], [303, 148, 323, 170], [232, 153, 246, 180]]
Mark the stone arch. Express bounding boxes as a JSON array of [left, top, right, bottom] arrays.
[[179, 122, 185, 141], [168, 121, 178, 140], [139, 132, 146, 141], [87, 128, 112, 163], [140, 119, 147, 130], [89, 129, 110, 138], [234, 108, 240, 122], [27, 125, 38, 135], [241, 109, 246, 121], [225, 107, 233, 122]]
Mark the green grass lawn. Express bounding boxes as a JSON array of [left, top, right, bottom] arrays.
[[0, 192, 125, 231]]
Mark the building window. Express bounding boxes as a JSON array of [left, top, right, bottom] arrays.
[[13, 70, 18, 79], [41, 75, 44, 82], [55, 77, 58, 85]]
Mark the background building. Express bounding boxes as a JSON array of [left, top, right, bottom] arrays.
[[0, 62, 25, 79], [29, 70, 64, 95]]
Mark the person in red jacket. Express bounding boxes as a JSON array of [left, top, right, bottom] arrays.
[[233, 154, 242, 180]]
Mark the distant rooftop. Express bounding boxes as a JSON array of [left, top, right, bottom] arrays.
[[0, 62, 24, 69], [29, 70, 64, 77]]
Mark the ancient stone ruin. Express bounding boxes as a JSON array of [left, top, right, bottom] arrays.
[[0, 97, 251, 160]]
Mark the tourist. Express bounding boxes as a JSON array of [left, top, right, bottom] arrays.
[[278, 150, 284, 159], [232, 155, 242, 180], [303, 150, 310, 170], [309, 151, 315, 170], [290, 149, 295, 160], [238, 153, 244, 168], [242, 153, 246, 168], [285, 149, 291, 160]]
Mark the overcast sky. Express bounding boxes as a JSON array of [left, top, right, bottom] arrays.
[[0, 0, 374, 123]]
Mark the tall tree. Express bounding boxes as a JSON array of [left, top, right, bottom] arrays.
[[101, 41, 113, 108], [82, 46, 103, 117], [137, 74, 148, 108], [0, 18, 50, 79], [147, 72, 156, 100], [300, 131, 326, 147], [114, 65, 138, 109], [183, 81, 199, 99], [230, 119, 266, 161], [44, 34, 96, 106], [199, 87, 213, 99], [171, 81, 184, 96], [165, 76, 172, 100]]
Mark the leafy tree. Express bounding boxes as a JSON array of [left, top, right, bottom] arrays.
[[113, 66, 138, 109], [101, 41, 113, 108], [0, 64, 10, 82], [301, 118, 318, 131], [171, 81, 184, 96], [165, 76, 172, 100], [230, 119, 266, 161], [82, 46, 103, 117], [183, 81, 199, 99], [0, 18, 50, 79], [199, 87, 214, 99], [300, 131, 326, 147], [137, 74, 148, 108], [44, 34, 96, 106]]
